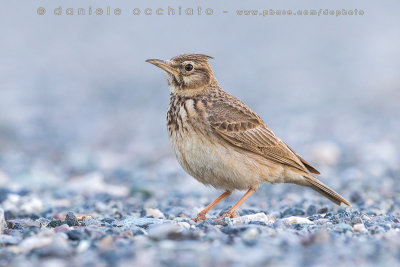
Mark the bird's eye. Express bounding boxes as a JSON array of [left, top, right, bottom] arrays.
[[185, 64, 193, 71]]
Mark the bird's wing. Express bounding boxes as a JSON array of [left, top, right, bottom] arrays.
[[207, 95, 319, 174]]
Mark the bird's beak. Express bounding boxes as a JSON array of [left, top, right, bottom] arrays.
[[146, 59, 179, 76]]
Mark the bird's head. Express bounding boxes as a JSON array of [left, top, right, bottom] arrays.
[[146, 54, 216, 95]]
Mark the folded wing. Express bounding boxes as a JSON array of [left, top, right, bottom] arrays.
[[207, 95, 320, 175]]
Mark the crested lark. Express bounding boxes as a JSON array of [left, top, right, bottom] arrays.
[[146, 54, 350, 222]]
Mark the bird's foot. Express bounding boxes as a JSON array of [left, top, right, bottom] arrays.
[[215, 211, 237, 221], [192, 213, 207, 222]]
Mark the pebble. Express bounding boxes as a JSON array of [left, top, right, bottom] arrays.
[[176, 221, 191, 230], [282, 216, 314, 225], [0, 208, 5, 234], [67, 230, 83, 241], [48, 220, 63, 228], [76, 240, 91, 253], [65, 212, 79, 226], [147, 224, 182, 241], [241, 228, 260, 245], [353, 223, 367, 233], [117, 217, 165, 228], [7, 219, 41, 229], [318, 207, 329, 214], [145, 208, 165, 219], [232, 213, 275, 226]]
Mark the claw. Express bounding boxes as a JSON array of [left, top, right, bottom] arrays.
[[193, 213, 207, 222]]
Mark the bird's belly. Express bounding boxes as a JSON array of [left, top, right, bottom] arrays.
[[169, 127, 283, 191]]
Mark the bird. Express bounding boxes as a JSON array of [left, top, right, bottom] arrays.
[[146, 54, 350, 222]]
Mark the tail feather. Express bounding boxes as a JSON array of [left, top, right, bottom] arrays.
[[304, 176, 351, 206]]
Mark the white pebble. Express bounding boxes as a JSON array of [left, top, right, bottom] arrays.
[[282, 216, 314, 225], [0, 208, 5, 234], [145, 208, 165, 219], [353, 223, 367, 233], [232, 213, 275, 225], [176, 222, 191, 230], [242, 228, 260, 242]]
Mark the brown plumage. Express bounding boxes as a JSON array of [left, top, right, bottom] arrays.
[[146, 54, 350, 221]]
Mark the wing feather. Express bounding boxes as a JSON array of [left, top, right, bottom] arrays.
[[208, 94, 319, 174]]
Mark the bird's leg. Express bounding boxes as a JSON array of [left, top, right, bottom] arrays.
[[193, 191, 232, 222], [216, 188, 257, 221]]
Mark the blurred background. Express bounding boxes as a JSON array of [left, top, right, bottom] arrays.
[[0, 0, 398, 197], [1, 0, 400, 266]]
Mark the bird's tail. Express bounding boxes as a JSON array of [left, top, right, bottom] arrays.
[[303, 175, 351, 206]]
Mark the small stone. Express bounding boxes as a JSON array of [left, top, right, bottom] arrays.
[[76, 240, 90, 253], [147, 224, 182, 241], [241, 228, 260, 245], [361, 214, 372, 221], [232, 213, 275, 225], [318, 207, 329, 214], [0, 208, 5, 234], [145, 208, 165, 219], [65, 212, 79, 226], [117, 217, 165, 228], [282, 216, 314, 225], [7, 219, 41, 229], [147, 223, 198, 241], [67, 230, 83, 241], [48, 220, 63, 228], [176, 222, 191, 230], [353, 223, 367, 233]]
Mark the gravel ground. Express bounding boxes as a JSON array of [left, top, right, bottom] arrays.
[[0, 118, 399, 267]]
